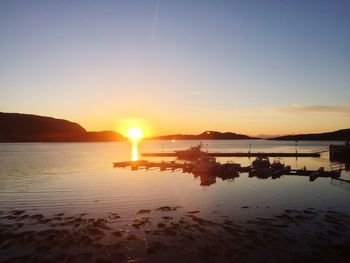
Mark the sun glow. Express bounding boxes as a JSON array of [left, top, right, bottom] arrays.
[[116, 118, 152, 139], [127, 127, 144, 140]]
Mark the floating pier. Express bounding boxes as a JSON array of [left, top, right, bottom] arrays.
[[141, 152, 320, 158]]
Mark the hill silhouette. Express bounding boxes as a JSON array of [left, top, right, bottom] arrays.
[[271, 129, 350, 141], [2, 112, 348, 142], [0, 112, 124, 142], [151, 131, 256, 140]]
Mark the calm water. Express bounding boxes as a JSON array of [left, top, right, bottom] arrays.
[[1, 140, 349, 220]]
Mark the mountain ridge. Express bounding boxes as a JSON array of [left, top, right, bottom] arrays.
[[150, 130, 257, 140], [1, 112, 349, 142]]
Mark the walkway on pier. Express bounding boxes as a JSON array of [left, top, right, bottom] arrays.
[[141, 152, 321, 158]]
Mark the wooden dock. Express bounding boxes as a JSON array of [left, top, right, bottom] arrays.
[[141, 152, 321, 158]]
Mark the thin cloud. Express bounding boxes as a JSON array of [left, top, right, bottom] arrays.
[[281, 103, 350, 115]]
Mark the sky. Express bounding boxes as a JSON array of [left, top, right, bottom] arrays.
[[1, 0, 349, 137]]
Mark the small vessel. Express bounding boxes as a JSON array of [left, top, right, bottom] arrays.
[[217, 162, 241, 175], [175, 142, 207, 160], [271, 158, 284, 170], [217, 162, 241, 180], [252, 155, 270, 169], [249, 155, 271, 178], [193, 156, 219, 174], [270, 158, 290, 178]]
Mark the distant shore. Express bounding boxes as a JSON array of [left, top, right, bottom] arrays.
[[1, 112, 349, 142]]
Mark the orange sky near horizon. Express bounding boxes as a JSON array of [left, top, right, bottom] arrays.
[[63, 108, 349, 137]]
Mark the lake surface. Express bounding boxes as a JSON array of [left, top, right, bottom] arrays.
[[1, 140, 349, 220]]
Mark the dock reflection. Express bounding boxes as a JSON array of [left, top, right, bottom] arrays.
[[114, 158, 344, 187], [193, 170, 240, 186]]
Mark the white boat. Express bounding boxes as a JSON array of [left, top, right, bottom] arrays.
[[175, 142, 207, 160]]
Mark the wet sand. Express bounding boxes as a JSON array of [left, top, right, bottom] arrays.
[[1, 207, 349, 263]]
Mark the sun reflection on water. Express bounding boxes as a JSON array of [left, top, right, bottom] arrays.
[[125, 127, 143, 161], [131, 140, 139, 161]]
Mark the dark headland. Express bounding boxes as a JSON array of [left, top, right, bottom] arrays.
[[0, 112, 124, 142]]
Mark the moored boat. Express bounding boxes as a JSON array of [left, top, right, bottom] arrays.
[[193, 156, 219, 174], [250, 155, 271, 178], [270, 158, 290, 178], [252, 155, 270, 169], [175, 142, 207, 160], [271, 158, 284, 170]]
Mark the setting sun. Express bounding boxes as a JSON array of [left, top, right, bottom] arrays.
[[127, 127, 143, 140]]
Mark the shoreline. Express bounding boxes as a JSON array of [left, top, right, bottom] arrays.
[[1, 207, 349, 262]]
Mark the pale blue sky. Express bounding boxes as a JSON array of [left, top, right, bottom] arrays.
[[1, 0, 349, 135]]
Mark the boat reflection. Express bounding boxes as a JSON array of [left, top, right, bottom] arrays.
[[193, 170, 240, 186], [191, 156, 241, 186]]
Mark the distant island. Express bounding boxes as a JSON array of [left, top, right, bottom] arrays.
[[0, 112, 124, 142], [150, 131, 256, 140], [1, 112, 349, 142], [271, 129, 350, 141]]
